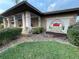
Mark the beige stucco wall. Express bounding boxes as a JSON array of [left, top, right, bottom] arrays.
[[41, 13, 77, 34]]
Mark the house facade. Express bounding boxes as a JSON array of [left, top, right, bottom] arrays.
[[1, 1, 79, 34]]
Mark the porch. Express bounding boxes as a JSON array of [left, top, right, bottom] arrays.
[[3, 11, 41, 35]]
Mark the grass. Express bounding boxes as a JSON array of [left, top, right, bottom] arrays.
[[0, 41, 79, 59]]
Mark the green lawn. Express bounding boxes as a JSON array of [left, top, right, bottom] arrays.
[[0, 41, 79, 59]]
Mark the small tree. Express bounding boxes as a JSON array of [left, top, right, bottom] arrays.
[[15, 0, 20, 4], [13, 0, 27, 4], [67, 22, 79, 46]]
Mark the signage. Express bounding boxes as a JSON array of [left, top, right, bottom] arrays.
[[48, 19, 64, 33]]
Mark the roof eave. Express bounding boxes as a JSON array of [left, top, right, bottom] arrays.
[[1, 1, 42, 17]]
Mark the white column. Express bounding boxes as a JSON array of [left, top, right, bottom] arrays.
[[22, 12, 27, 34], [38, 16, 41, 27], [25, 12, 31, 28], [7, 17, 11, 28], [25, 12, 31, 32], [3, 18, 7, 28], [22, 12, 31, 35], [13, 16, 17, 27]]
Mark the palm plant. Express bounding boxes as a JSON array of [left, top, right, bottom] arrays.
[[16, 0, 20, 4], [13, 0, 26, 4], [14, 0, 20, 4]]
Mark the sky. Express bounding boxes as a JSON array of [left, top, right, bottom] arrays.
[[0, 0, 79, 14]]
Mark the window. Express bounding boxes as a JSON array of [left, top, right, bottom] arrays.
[[76, 16, 79, 22]]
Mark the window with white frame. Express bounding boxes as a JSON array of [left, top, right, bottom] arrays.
[[76, 16, 79, 22]]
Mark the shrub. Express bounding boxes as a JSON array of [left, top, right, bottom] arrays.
[[0, 24, 3, 29], [0, 28, 22, 45], [32, 27, 44, 34], [67, 23, 79, 46]]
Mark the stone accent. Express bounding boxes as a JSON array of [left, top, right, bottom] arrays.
[[25, 12, 31, 28], [22, 12, 27, 34], [22, 12, 31, 35], [25, 12, 31, 33], [3, 18, 7, 28], [13, 16, 18, 27], [38, 16, 41, 27], [7, 17, 11, 28]]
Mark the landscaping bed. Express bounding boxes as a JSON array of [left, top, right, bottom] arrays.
[[0, 41, 79, 59], [0, 28, 22, 45]]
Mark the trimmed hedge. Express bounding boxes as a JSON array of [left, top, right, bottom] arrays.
[[67, 23, 79, 46], [0, 28, 22, 45], [0, 24, 3, 29], [32, 27, 44, 34]]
